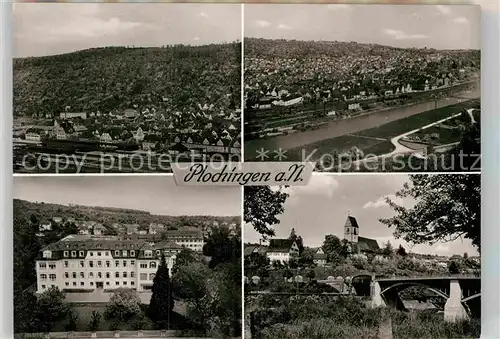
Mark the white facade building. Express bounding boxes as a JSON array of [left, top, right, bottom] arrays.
[[26, 132, 41, 142], [265, 239, 299, 264], [35, 235, 181, 294]]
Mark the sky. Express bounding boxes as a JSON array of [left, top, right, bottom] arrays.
[[13, 3, 241, 58], [14, 176, 240, 217], [244, 174, 479, 257], [245, 4, 481, 50]]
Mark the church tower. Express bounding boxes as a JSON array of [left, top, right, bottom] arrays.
[[344, 212, 359, 244]]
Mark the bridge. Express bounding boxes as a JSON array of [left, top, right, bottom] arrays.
[[371, 276, 480, 322], [319, 275, 480, 322]]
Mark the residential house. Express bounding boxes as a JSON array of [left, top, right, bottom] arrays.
[[266, 239, 300, 264], [59, 112, 87, 120], [125, 224, 139, 235], [39, 220, 53, 232], [313, 248, 327, 267], [92, 223, 107, 236]]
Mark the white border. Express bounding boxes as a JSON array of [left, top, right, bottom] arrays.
[[2, 2, 500, 339], [1, 2, 14, 338], [477, 1, 500, 337]]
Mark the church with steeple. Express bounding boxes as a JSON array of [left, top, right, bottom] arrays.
[[343, 212, 380, 255]]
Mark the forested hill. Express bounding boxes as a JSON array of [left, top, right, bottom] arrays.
[[244, 37, 480, 59], [13, 199, 239, 229], [13, 44, 241, 117]]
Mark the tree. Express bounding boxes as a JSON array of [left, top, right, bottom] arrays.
[[340, 239, 351, 258], [283, 269, 293, 280], [172, 248, 198, 275], [203, 225, 241, 268], [36, 287, 69, 333], [257, 266, 269, 279], [88, 311, 101, 332], [211, 262, 242, 337], [396, 245, 407, 257], [148, 254, 174, 329], [323, 235, 343, 261], [448, 260, 461, 274], [244, 186, 288, 238], [379, 175, 480, 251], [172, 262, 215, 332], [306, 269, 316, 281], [382, 241, 394, 257], [14, 289, 39, 333], [65, 309, 78, 332], [299, 247, 315, 266], [104, 289, 143, 325], [463, 252, 468, 259], [245, 252, 268, 270], [289, 259, 299, 269]]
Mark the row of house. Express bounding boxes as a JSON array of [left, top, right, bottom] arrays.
[[245, 214, 381, 267]]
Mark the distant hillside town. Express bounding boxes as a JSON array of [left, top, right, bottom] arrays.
[[244, 38, 480, 140], [245, 214, 480, 277]]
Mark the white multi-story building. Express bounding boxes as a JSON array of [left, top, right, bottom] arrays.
[[59, 112, 87, 120], [35, 235, 181, 294], [123, 226, 204, 252]]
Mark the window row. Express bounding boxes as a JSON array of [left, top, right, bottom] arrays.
[[63, 281, 136, 287], [64, 260, 136, 268], [62, 250, 137, 258], [140, 273, 156, 281], [40, 260, 167, 270], [40, 271, 139, 280]]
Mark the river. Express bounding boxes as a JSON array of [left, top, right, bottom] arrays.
[[244, 83, 480, 159]]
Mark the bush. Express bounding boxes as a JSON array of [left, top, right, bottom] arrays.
[[87, 311, 101, 332], [351, 256, 369, 270], [250, 294, 480, 339]]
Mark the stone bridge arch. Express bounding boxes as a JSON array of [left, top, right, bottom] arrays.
[[461, 293, 480, 319], [351, 274, 373, 296], [380, 282, 450, 300], [379, 282, 449, 311]]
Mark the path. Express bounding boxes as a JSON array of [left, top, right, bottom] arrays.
[[347, 134, 388, 142], [348, 112, 465, 165]]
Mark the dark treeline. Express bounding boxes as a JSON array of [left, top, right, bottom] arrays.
[[14, 199, 240, 229], [14, 43, 241, 117]]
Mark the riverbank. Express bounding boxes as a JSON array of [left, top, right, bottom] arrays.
[[244, 87, 480, 161]]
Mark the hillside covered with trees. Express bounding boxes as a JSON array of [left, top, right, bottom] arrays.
[[13, 199, 239, 230], [13, 44, 241, 117]]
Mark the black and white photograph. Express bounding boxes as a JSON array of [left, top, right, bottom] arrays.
[[13, 3, 241, 173], [243, 174, 480, 338], [14, 176, 242, 337], [243, 4, 481, 172]]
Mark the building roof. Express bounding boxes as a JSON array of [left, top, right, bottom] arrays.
[[358, 236, 380, 252], [244, 245, 258, 257], [268, 239, 296, 252], [312, 247, 327, 260], [345, 216, 359, 228]]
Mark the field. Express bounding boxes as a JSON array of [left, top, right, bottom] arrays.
[[356, 100, 478, 139], [279, 99, 479, 162]]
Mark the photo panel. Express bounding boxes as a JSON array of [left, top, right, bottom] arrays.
[[243, 174, 481, 338], [13, 176, 242, 336], [243, 4, 481, 173], [13, 3, 242, 174]]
